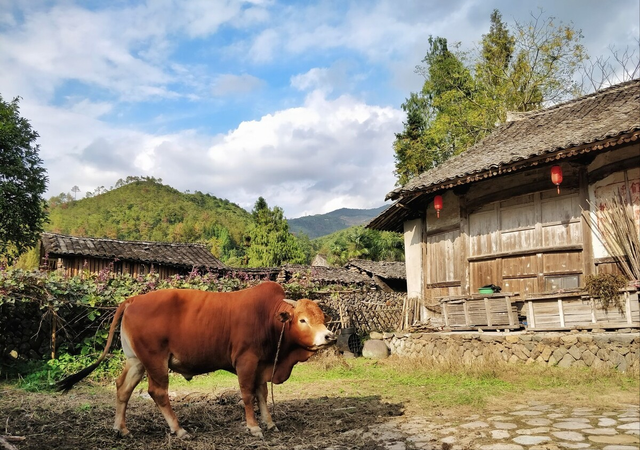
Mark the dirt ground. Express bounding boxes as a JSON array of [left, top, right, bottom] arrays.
[[2, 354, 638, 450], [0, 383, 406, 450]]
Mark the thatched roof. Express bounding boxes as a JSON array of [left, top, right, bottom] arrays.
[[369, 80, 640, 232], [41, 232, 225, 269], [345, 259, 406, 280]]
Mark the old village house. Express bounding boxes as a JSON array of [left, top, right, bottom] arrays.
[[368, 80, 640, 331]]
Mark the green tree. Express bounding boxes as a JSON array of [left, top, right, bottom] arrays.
[[245, 197, 306, 267], [0, 96, 48, 264], [315, 226, 404, 266], [394, 9, 586, 186]]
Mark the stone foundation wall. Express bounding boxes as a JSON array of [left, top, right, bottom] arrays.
[[381, 331, 640, 372]]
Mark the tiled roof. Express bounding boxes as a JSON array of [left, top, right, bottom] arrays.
[[345, 259, 406, 280], [41, 232, 225, 269], [369, 80, 640, 231], [279, 264, 375, 285], [388, 80, 640, 200]]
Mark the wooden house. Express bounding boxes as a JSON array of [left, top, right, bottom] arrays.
[[368, 80, 640, 330], [40, 232, 225, 279]]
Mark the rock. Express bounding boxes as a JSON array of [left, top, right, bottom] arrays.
[[362, 340, 389, 359], [552, 431, 585, 441], [558, 353, 576, 368], [513, 435, 551, 445], [370, 332, 383, 340], [588, 434, 640, 444]]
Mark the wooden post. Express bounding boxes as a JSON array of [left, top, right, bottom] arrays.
[[442, 301, 450, 326], [527, 301, 536, 329], [50, 308, 57, 360], [558, 298, 565, 328], [506, 295, 514, 326], [625, 291, 633, 325], [463, 300, 471, 327], [484, 297, 492, 327]]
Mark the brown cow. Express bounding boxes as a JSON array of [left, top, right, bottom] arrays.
[[57, 281, 336, 439]]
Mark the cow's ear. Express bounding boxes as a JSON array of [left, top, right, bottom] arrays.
[[278, 311, 291, 323]]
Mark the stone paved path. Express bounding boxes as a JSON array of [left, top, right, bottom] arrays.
[[344, 401, 640, 450]]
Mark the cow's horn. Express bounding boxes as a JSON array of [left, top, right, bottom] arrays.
[[283, 299, 297, 306]]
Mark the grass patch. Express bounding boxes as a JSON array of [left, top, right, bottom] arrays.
[[10, 351, 637, 414]]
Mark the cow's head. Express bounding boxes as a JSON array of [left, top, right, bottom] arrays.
[[281, 299, 336, 351]]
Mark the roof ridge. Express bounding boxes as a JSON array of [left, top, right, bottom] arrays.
[[42, 232, 208, 248], [511, 78, 640, 120]]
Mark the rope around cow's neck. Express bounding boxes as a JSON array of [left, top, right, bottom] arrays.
[[270, 321, 287, 414]]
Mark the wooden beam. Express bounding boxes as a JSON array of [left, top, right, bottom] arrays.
[[579, 166, 595, 278], [467, 245, 583, 262]]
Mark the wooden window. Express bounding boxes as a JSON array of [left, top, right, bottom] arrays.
[[544, 275, 580, 291]]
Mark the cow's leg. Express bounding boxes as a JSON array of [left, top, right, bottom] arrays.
[[257, 382, 278, 432], [146, 364, 189, 439], [236, 359, 263, 438], [113, 357, 145, 436]]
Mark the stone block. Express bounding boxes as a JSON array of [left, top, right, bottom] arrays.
[[540, 346, 553, 362], [609, 350, 627, 371], [578, 335, 593, 343], [552, 346, 568, 361], [612, 334, 636, 345], [573, 360, 587, 368], [582, 350, 596, 366], [558, 353, 576, 368], [593, 335, 611, 345], [508, 354, 520, 364], [561, 335, 578, 346], [524, 342, 536, 352], [513, 345, 530, 361], [597, 348, 609, 361], [568, 345, 582, 360]]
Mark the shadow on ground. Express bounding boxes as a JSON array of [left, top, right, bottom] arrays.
[[1, 386, 405, 450]]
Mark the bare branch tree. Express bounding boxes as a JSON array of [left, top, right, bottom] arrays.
[[579, 40, 640, 92]]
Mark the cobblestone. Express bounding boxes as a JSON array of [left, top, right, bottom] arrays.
[[350, 402, 640, 450]]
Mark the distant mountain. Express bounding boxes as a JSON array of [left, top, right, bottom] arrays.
[[288, 206, 388, 239]]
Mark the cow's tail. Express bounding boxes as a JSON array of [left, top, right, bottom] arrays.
[[56, 298, 130, 392]]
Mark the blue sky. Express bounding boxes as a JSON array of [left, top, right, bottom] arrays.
[[1, 0, 638, 218]]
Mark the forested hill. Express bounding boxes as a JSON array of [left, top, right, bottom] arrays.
[[288, 206, 387, 239], [46, 180, 252, 261]]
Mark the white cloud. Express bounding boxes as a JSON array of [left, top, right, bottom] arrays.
[[249, 28, 279, 63], [212, 73, 265, 96], [201, 89, 403, 216], [38, 88, 402, 217]]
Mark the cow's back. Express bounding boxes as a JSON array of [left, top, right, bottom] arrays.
[[121, 281, 286, 375]]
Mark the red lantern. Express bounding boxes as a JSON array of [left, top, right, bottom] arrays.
[[434, 195, 443, 218], [551, 165, 563, 194]]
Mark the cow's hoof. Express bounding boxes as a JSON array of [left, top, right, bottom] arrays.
[[114, 427, 131, 438], [175, 429, 191, 440], [248, 426, 264, 438], [267, 424, 279, 432]]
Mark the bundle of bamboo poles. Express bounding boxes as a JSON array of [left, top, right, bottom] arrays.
[[586, 192, 640, 282], [400, 296, 423, 330]]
